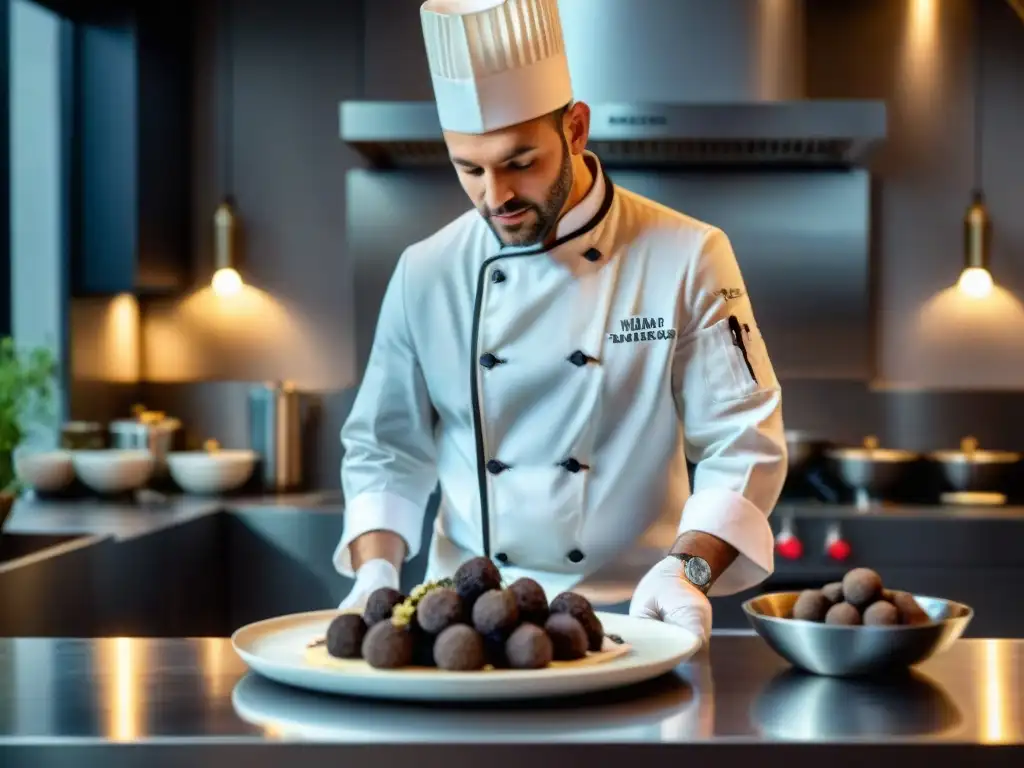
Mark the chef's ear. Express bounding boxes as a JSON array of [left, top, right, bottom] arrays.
[[562, 100, 590, 155]]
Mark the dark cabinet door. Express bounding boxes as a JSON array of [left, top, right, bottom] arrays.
[[70, 0, 193, 296]]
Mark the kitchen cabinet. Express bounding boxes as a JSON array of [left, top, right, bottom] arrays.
[[70, 2, 193, 296]]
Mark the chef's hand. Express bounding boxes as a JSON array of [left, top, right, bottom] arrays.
[[338, 558, 400, 612], [629, 556, 712, 648]]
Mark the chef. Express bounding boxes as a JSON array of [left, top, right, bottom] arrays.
[[332, 0, 787, 647]]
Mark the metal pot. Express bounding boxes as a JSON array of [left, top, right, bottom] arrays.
[[109, 406, 182, 478], [60, 421, 106, 451], [826, 436, 919, 509], [927, 436, 1020, 494], [785, 430, 831, 475], [784, 430, 842, 502]]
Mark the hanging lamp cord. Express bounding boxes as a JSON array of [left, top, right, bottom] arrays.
[[220, 0, 234, 204], [972, 2, 983, 202]]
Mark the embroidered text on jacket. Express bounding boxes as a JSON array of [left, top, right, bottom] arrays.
[[608, 316, 677, 344]]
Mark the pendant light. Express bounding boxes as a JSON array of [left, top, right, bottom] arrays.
[[212, 0, 244, 298], [957, 4, 993, 299]]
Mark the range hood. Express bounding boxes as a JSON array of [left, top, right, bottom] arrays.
[[341, 0, 886, 170], [340, 100, 886, 169]]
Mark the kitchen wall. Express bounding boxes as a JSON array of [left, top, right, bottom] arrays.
[[808, 0, 1024, 390], [69, 0, 368, 485], [66, 0, 1024, 489]]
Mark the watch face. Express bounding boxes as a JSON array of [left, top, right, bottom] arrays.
[[684, 556, 711, 587]]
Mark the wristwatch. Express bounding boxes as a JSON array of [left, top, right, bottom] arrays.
[[670, 553, 712, 594]]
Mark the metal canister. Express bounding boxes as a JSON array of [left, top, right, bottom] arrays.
[[248, 381, 303, 492], [109, 406, 182, 477]]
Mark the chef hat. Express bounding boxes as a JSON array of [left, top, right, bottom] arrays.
[[420, 0, 573, 134]]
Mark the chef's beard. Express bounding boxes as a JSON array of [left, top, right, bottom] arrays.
[[482, 140, 574, 247]]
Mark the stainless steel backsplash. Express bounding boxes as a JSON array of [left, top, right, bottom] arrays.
[[347, 169, 872, 383], [120, 380, 1024, 491]]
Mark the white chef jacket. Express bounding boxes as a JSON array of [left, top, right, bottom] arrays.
[[334, 151, 787, 600]]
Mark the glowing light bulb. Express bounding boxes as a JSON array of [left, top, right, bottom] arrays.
[[212, 267, 243, 297], [957, 266, 993, 299]]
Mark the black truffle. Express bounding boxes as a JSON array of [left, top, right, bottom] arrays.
[[544, 613, 588, 660], [890, 591, 930, 625], [550, 591, 603, 651], [506, 623, 553, 669], [550, 591, 593, 616], [483, 634, 511, 669], [433, 625, 487, 671], [363, 587, 405, 627], [508, 578, 549, 626], [325, 613, 367, 658], [792, 589, 831, 622], [453, 557, 502, 611], [842, 568, 883, 609], [822, 582, 844, 604], [416, 588, 465, 635], [472, 589, 520, 638], [361, 620, 414, 668], [411, 627, 437, 667], [863, 600, 899, 626], [824, 602, 862, 626]]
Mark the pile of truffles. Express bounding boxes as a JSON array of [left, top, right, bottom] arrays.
[[324, 556, 606, 671], [791, 568, 932, 626]]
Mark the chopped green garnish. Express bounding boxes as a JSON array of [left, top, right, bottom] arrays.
[[390, 578, 455, 627]]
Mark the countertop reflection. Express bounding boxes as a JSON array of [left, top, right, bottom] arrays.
[[0, 636, 1019, 748]]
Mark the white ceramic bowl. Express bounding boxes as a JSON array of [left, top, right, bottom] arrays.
[[167, 449, 256, 495], [13, 449, 76, 492], [72, 449, 155, 494]]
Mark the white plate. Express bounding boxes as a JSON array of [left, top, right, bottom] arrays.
[[231, 610, 700, 702]]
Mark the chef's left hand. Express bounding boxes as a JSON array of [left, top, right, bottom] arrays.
[[629, 556, 712, 648]]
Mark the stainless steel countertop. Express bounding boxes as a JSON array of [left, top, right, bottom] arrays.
[[6, 495, 1024, 552], [0, 635, 1019, 764], [3, 490, 344, 540]]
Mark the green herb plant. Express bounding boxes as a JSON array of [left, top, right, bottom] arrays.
[[0, 337, 59, 494]]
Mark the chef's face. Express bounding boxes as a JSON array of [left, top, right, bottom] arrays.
[[444, 103, 587, 246]]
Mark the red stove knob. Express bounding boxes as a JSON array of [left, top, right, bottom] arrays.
[[826, 537, 852, 562], [775, 534, 803, 560]]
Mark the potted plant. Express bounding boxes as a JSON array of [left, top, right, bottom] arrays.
[[0, 337, 59, 519]]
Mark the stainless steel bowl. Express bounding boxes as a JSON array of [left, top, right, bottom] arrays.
[[742, 592, 973, 677]]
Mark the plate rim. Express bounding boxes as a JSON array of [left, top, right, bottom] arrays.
[[231, 609, 700, 694]]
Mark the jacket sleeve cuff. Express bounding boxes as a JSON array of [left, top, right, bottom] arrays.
[[678, 488, 774, 596], [332, 491, 425, 578]]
